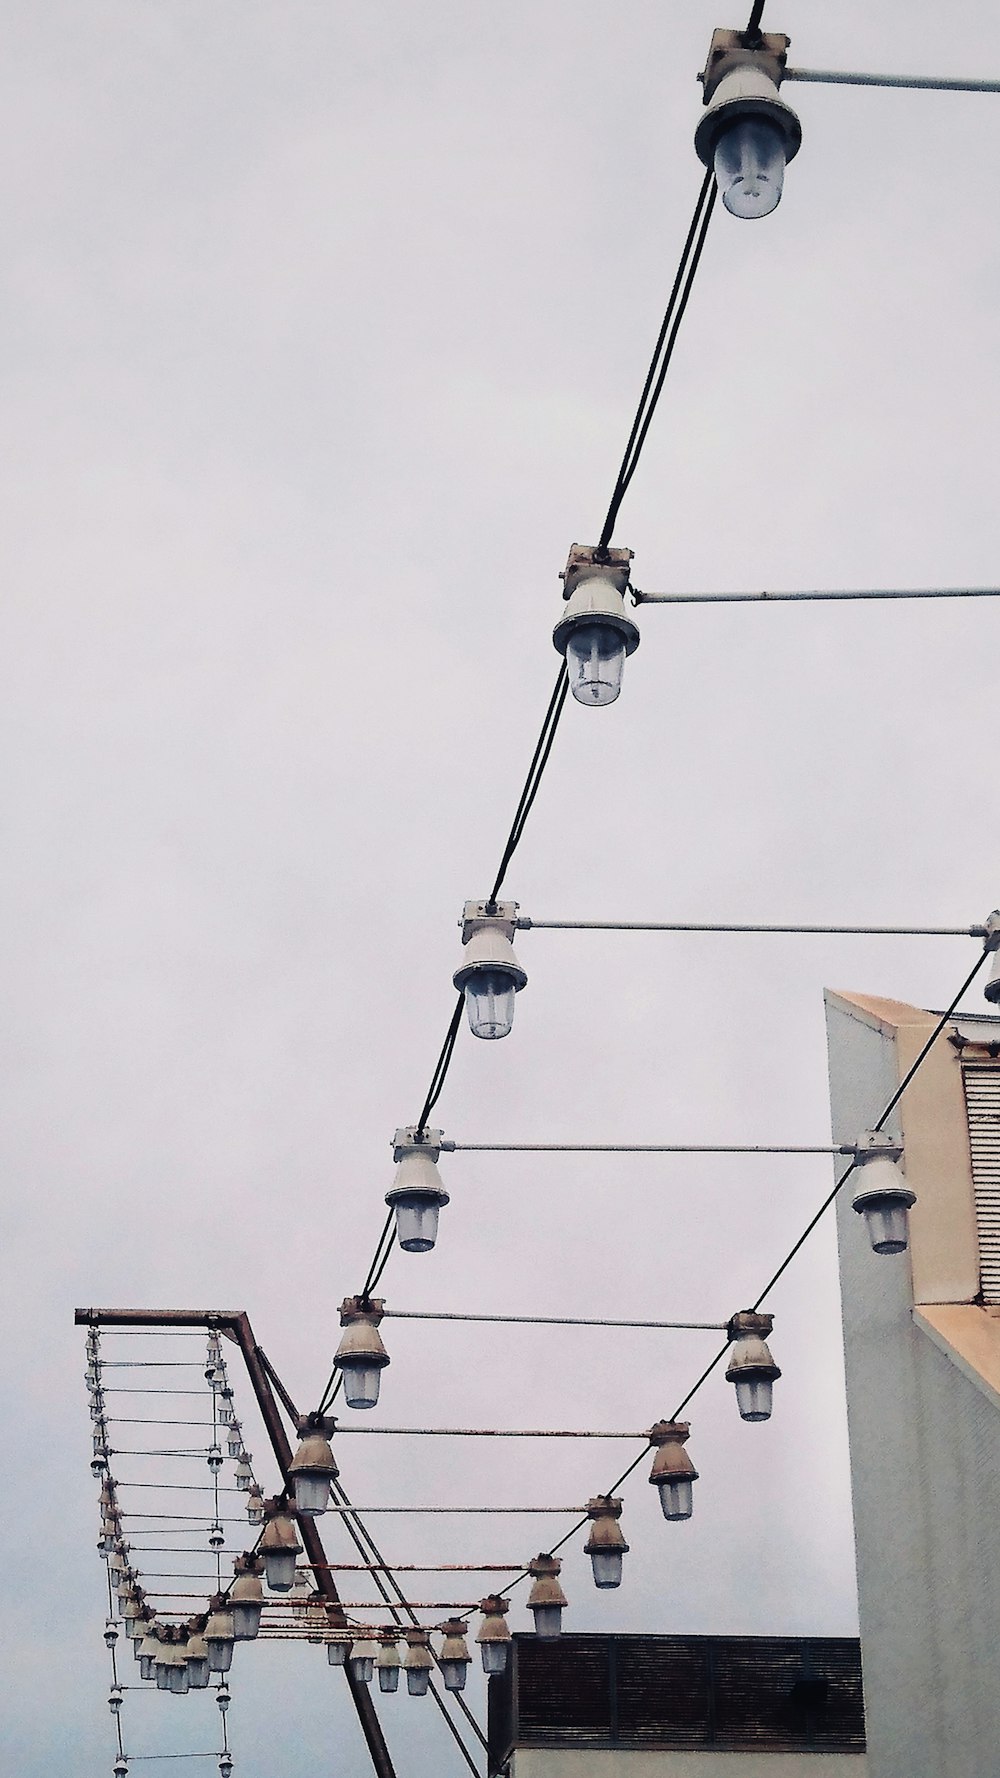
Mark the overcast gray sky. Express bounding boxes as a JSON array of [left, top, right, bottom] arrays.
[[4, 1, 1000, 1773]]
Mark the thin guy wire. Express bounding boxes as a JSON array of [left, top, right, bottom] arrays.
[[598, 167, 716, 549], [334, 1426, 647, 1438]]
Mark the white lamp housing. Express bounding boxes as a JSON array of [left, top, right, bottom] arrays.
[[583, 1497, 629, 1589], [288, 1414, 339, 1516], [725, 1311, 781, 1421], [453, 902, 528, 1039], [647, 1420, 699, 1520], [185, 1629, 211, 1689], [229, 1559, 264, 1640], [851, 1130, 915, 1255], [404, 1629, 435, 1696], [219, 1758, 233, 1778], [694, 29, 802, 219], [377, 1636, 401, 1691], [982, 910, 1000, 1002], [138, 1628, 160, 1681], [553, 545, 639, 708], [334, 1297, 391, 1410], [438, 1620, 472, 1692], [260, 1502, 303, 1592], [527, 1554, 567, 1638], [386, 1128, 451, 1253], [349, 1637, 379, 1685], [234, 1456, 252, 1491], [476, 1596, 512, 1674]]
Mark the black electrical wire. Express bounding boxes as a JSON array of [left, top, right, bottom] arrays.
[[597, 168, 717, 552], [745, 0, 766, 44]]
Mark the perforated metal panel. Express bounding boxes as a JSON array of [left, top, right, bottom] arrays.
[[963, 1063, 1000, 1303]]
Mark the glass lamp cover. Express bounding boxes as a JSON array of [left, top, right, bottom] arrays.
[[292, 1472, 330, 1516], [713, 116, 786, 219], [862, 1198, 910, 1255], [440, 1659, 468, 1692], [735, 1376, 773, 1422], [464, 970, 516, 1039], [658, 1477, 693, 1520], [264, 1549, 297, 1592], [566, 621, 627, 706], [207, 1637, 233, 1673], [531, 1603, 562, 1639], [341, 1362, 382, 1409], [168, 1662, 189, 1694], [230, 1601, 262, 1640], [378, 1665, 400, 1692], [327, 1639, 349, 1666], [406, 1667, 431, 1696], [187, 1655, 210, 1689], [349, 1655, 374, 1685], [393, 1195, 441, 1253], [140, 1653, 156, 1680], [481, 1641, 509, 1674], [590, 1548, 623, 1589]]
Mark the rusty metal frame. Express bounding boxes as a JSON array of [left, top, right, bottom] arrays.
[[76, 1306, 397, 1778]]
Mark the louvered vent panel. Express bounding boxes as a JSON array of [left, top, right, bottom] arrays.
[[516, 1635, 610, 1743], [615, 1634, 710, 1745], [963, 1064, 1000, 1304]]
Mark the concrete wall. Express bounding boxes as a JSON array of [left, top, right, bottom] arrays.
[[825, 992, 1000, 1778], [512, 1752, 866, 1777]]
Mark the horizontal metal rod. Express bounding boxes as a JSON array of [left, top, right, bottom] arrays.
[[114, 1482, 243, 1492], [123, 1758, 221, 1764], [117, 1513, 249, 1523], [381, 1308, 726, 1331], [518, 918, 982, 937], [448, 1142, 848, 1155], [785, 66, 1000, 93], [108, 1449, 215, 1458], [295, 1505, 580, 1514], [102, 1390, 211, 1396], [334, 1426, 646, 1439], [633, 585, 1000, 603], [107, 1419, 216, 1428], [257, 1600, 480, 1611]]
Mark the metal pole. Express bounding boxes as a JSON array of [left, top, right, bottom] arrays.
[[75, 1308, 398, 1778], [784, 67, 1000, 93], [632, 586, 1000, 603], [516, 918, 982, 937]]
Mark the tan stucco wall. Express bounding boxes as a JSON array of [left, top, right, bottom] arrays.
[[511, 1752, 868, 1777]]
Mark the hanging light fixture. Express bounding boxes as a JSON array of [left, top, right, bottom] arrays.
[[647, 1420, 699, 1520], [325, 1603, 352, 1667], [219, 1758, 233, 1778], [288, 1413, 339, 1516], [227, 1422, 243, 1460], [983, 913, 1000, 1002], [583, 1498, 629, 1589], [216, 1685, 230, 1714], [229, 1556, 264, 1640], [246, 1485, 265, 1526], [234, 1455, 253, 1492], [476, 1596, 512, 1674], [217, 1386, 235, 1426], [259, 1500, 303, 1592], [850, 1129, 915, 1254], [376, 1635, 401, 1692], [553, 544, 639, 708], [204, 1598, 235, 1674], [114, 1760, 128, 1778], [453, 902, 528, 1040], [386, 1127, 451, 1254], [333, 1297, 391, 1409], [725, 1311, 781, 1421], [209, 1523, 225, 1551], [403, 1629, 435, 1696], [438, 1619, 472, 1692], [103, 1622, 119, 1650], [694, 27, 801, 218], [348, 1635, 379, 1685], [169, 1630, 191, 1694], [527, 1555, 567, 1638], [207, 1445, 224, 1476], [108, 1686, 123, 1715], [138, 1624, 161, 1682], [155, 1628, 182, 1693], [185, 1622, 211, 1689]]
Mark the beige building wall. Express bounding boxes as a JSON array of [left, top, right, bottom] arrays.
[[511, 1751, 867, 1777]]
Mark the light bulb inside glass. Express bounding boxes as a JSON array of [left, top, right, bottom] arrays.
[[590, 1549, 623, 1589], [657, 1477, 693, 1521], [392, 1194, 441, 1254], [713, 117, 786, 219], [735, 1376, 773, 1422], [464, 970, 516, 1039], [860, 1198, 911, 1255], [340, 1363, 383, 1410], [565, 621, 627, 707]]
